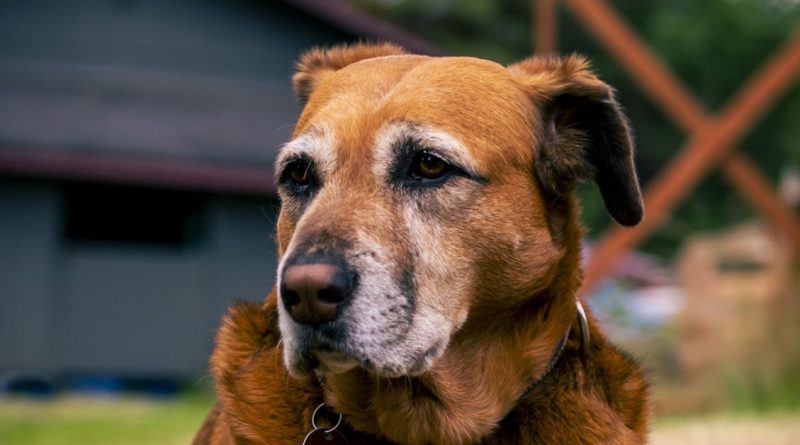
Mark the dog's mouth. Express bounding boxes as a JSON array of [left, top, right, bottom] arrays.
[[299, 336, 443, 380], [311, 347, 359, 374], [288, 326, 364, 376], [286, 324, 438, 378]]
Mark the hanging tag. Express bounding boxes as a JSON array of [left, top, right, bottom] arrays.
[[302, 428, 349, 445]]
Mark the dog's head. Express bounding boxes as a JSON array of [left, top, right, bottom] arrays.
[[275, 43, 642, 378]]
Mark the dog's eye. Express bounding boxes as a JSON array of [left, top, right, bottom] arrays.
[[410, 152, 451, 180], [288, 162, 311, 186], [280, 159, 316, 193]]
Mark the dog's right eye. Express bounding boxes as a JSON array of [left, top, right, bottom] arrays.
[[288, 162, 311, 185], [280, 159, 317, 194]]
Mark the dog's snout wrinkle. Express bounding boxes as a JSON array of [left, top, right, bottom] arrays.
[[281, 262, 353, 324]]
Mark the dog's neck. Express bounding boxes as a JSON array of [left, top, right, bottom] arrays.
[[324, 294, 576, 444]]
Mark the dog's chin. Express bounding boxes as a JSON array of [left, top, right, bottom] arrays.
[[313, 350, 359, 375], [286, 346, 440, 379], [284, 346, 360, 379], [279, 309, 450, 379]]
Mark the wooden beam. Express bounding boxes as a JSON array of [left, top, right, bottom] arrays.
[[563, 0, 800, 288], [561, 1, 800, 250], [582, 29, 800, 291], [724, 155, 800, 248], [563, 0, 704, 128], [534, 0, 557, 54]]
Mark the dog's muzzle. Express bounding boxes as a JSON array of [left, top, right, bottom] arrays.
[[278, 245, 444, 378]]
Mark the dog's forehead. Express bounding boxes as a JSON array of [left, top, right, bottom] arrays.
[[294, 56, 537, 168]]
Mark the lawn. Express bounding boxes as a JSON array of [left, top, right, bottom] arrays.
[[0, 395, 210, 445], [1, 395, 798, 445]]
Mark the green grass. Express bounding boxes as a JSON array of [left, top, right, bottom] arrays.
[[0, 393, 214, 445], [1, 393, 798, 445], [724, 365, 800, 413]]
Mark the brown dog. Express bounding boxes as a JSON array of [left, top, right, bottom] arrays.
[[193, 43, 649, 445]]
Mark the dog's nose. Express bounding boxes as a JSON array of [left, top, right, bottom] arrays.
[[280, 262, 353, 324]]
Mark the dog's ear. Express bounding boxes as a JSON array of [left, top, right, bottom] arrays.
[[293, 42, 407, 103], [510, 55, 643, 226]]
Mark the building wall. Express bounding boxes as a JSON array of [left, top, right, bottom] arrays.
[[0, 178, 279, 376], [0, 180, 59, 373]]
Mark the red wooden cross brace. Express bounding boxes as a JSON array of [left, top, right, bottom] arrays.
[[535, 0, 800, 293]]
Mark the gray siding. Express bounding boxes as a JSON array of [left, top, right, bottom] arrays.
[[0, 179, 279, 375], [0, 181, 59, 371]]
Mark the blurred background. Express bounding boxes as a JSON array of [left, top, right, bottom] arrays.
[[1, 0, 798, 444]]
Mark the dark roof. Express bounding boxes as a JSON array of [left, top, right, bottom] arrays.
[[280, 0, 443, 56], [0, 0, 441, 194]]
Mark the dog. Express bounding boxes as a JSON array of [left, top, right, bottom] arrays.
[[193, 43, 649, 445]]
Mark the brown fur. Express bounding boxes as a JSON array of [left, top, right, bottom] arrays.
[[194, 43, 649, 445]]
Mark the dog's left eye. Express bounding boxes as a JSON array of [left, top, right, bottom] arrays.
[[410, 152, 451, 181]]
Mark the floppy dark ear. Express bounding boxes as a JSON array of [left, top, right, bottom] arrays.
[[293, 42, 407, 103], [511, 55, 644, 226]]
